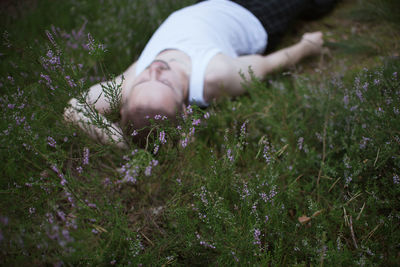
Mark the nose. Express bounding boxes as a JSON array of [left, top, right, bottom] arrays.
[[149, 63, 163, 79]]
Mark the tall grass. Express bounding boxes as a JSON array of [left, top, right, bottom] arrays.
[[1, 0, 399, 265]]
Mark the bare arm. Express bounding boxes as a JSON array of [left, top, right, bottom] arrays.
[[63, 61, 137, 148], [209, 32, 324, 98]]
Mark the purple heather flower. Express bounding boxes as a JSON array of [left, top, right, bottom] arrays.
[[92, 229, 99, 234], [186, 105, 193, 114], [83, 147, 89, 165], [87, 203, 97, 208], [204, 112, 210, 119], [362, 82, 368, 92], [181, 137, 188, 148], [57, 210, 66, 221], [154, 114, 162, 120], [253, 228, 261, 245], [393, 174, 399, 184], [45, 30, 56, 47], [159, 131, 166, 144], [359, 137, 370, 149], [297, 137, 304, 151], [240, 121, 247, 136], [343, 94, 349, 107], [144, 166, 152, 176], [192, 119, 201, 126], [65, 76, 77, 88], [47, 136, 56, 148], [76, 166, 83, 174], [153, 144, 159, 155], [226, 149, 234, 162]]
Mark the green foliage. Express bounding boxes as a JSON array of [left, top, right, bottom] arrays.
[[0, 0, 399, 266]]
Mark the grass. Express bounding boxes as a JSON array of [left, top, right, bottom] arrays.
[[1, 0, 399, 265]]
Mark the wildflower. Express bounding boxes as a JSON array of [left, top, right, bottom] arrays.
[[226, 148, 234, 162], [92, 229, 99, 234], [359, 136, 370, 149], [131, 130, 138, 136], [343, 94, 349, 107], [65, 76, 77, 88], [110, 260, 116, 265], [83, 147, 89, 165], [86, 33, 107, 55], [393, 174, 399, 184], [57, 210, 66, 221], [103, 177, 111, 186], [45, 30, 57, 47], [180, 137, 188, 148], [203, 112, 210, 119], [231, 251, 239, 262], [253, 228, 261, 245], [76, 166, 83, 174], [345, 174, 352, 185], [159, 131, 166, 144], [297, 137, 304, 151], [144, 166, 152, 176], [154, 114, 162, 120], [153, 144, 159, 154], [87, 203, 97, 209], [47, 136, 56, 148], [192, 118, 201, 126], [195, 232, 216, 249], [29, 207, 36, 214], [262, 142, 272, 164], [186, 105, 193, 114]]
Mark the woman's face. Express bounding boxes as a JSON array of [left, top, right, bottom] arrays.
[[131, 60, 187, 105]]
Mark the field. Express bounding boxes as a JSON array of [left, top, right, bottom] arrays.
[[1, 0, 399, 265]]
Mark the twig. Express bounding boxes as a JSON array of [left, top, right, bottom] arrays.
[[288, 174, 304, 188], [317, 113, 328, 202], [363, 223, 382, 241], [141, 231, 155, 247], [349, 215, 358, 249], [343, 207, 349, 226], [356, 202, 365, 221], [345, 191, 362, 206], [373, 148, 380, 167], [328, 177, 341, 192]]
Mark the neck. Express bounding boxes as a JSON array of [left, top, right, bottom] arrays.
[[155, 50, 191, 101]]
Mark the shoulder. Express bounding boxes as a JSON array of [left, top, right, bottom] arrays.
[[203, 53, 237, 101]]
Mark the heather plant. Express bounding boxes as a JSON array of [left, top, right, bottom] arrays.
[[1, 0, 399, 266]]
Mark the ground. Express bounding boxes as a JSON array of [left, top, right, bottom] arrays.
[[0, 0, 399, 265]]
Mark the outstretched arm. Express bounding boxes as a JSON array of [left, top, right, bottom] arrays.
[[63, 61, 137, 148], [209, 32, 324, 98]]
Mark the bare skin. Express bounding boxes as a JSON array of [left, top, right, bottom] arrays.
[[64, 31, 324, 148]]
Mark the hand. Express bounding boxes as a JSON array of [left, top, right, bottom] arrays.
[[301, 31, 324, 55]]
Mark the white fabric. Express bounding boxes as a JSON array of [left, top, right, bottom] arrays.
[[135, 0, 267, 107]]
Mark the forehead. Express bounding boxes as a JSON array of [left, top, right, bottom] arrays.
[[129, 81, 180, 111]]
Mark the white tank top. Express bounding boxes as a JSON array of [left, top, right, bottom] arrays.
[[135, 0, 267, 106]]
